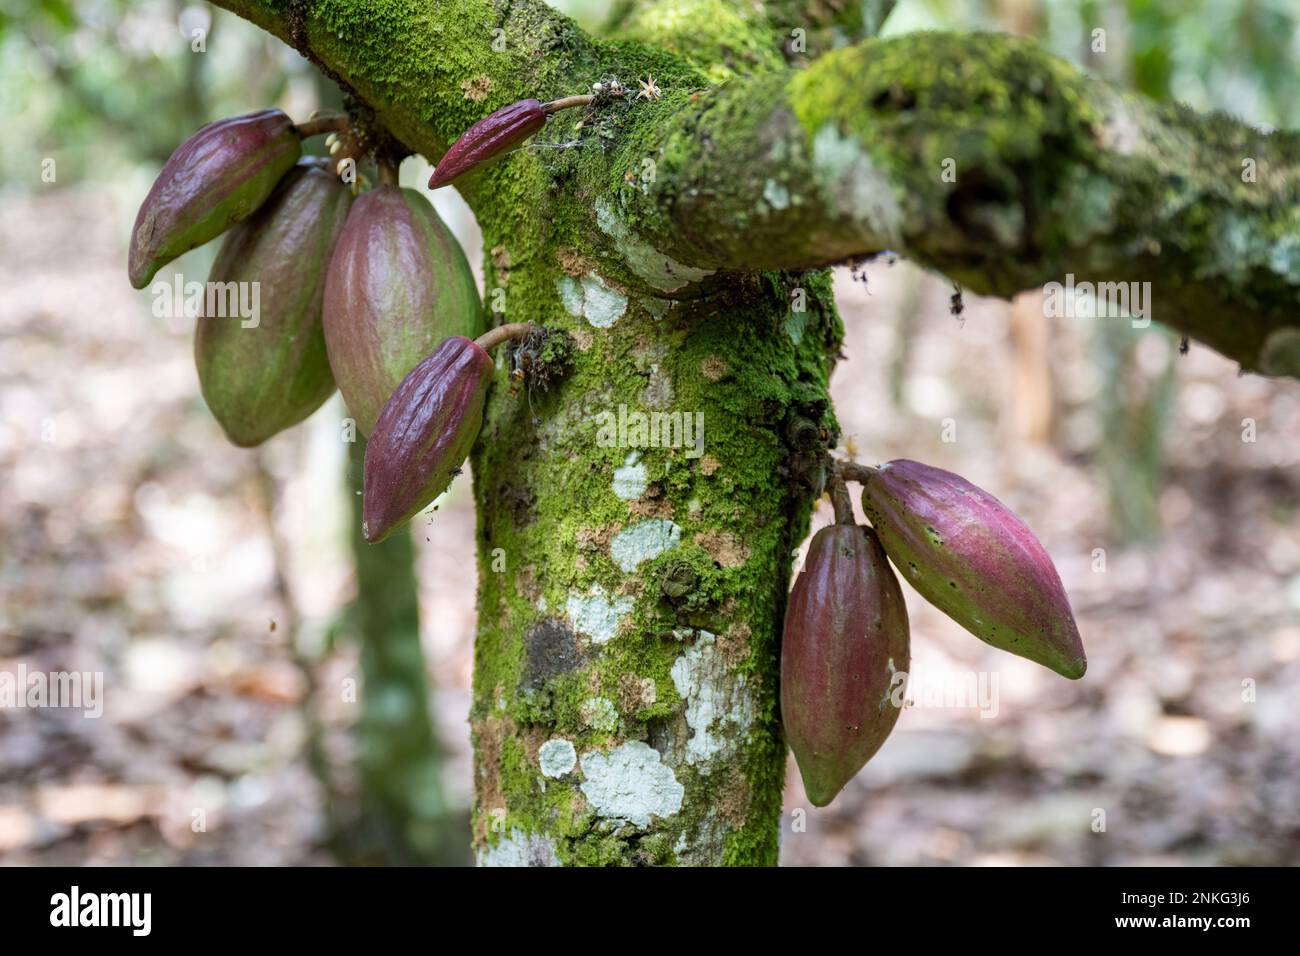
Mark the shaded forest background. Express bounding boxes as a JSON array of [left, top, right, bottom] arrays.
[[1, 0, 1298, 865]]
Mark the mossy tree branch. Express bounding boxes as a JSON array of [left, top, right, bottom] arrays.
[[608, 32, 1300, 375]]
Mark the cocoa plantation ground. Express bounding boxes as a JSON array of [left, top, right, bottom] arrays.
[[1, 185, 1296, 865]]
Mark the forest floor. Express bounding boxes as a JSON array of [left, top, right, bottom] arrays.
[[1, 186, 1298, 866]]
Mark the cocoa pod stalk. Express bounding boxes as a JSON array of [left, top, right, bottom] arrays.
[[322, 185, 484, 436], [781, 525, 910, 807], [428, 99, 545, 189], [194, 159, 353, 447], [129, 110, 301, 289], [860, 459, 1087, 679], [362, 336, 494, 543]]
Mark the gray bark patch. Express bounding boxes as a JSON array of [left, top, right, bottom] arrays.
[[478, 828, 561, 867], [523, 617, 584, 688]]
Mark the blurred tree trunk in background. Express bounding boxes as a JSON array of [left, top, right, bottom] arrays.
[[337, 437, 469, 865], [887, 270, 923, 411], [1086, 8, 1173, 545], [175, 0, 209, 128], [1094, 323, 1178, 543], [1008, 292, 1055, 445]]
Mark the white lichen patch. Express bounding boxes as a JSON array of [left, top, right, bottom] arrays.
[[557, 275, 584, 316], [610, 519, 682, 572], [670, 631, 754, 769], [612, 452, 648, 500], [579, 741, 684, 828], [811, 124, 903, 245], [538, 738, 578, 778], [478, 827, 561, 867], [557, 273, 628, 328], [566, 585, 634, 645], [595, 198, 714, 292], [580, 696, 619, 733], [763, 178, 792, 211]]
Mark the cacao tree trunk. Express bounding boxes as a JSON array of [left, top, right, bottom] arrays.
[[469, 254, 840, 865]]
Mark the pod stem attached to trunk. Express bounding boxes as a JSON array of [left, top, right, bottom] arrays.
[[540, 95, 594, 115], [828, 472, 856, 526], [474, 322, 536, 352], [834, 459, 880, 486], [294, 111, 350, 138]]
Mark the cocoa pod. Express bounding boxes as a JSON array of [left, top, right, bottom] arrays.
[[322, 185, 484, 435], [428, 99, 545, 189], [781, 525, 910, 807], [195, 159, 353, 447], [860, 459, 1086, 679], [362, 336, 494, 543], [129, 110, 301, 289]]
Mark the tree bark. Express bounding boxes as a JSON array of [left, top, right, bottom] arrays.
[[469, 265, 839, 865], [207, 0, 1300, 865]]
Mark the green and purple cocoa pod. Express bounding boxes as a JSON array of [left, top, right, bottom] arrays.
[[781, 524, 910, 808], [322, 185, 484, 435], [428, 99, 545, 189], [129, 109, 301, 289], [362, 336, 494, 543], [194, 159, 353, 447], [860, 459, 1086, 679]]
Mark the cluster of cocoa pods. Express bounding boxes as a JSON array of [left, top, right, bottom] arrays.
[[129, 109, 502, 542], [782, 459, 1086, 806]]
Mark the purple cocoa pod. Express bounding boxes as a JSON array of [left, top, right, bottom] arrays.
[[322, 185, 484, 436], [861, 459, 1086, 679], [129, 110, 301, 289], [362, 336, 494, 543], [428, 99, 546, 189], [781, 524, 910, 807]]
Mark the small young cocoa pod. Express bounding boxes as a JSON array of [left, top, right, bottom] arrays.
[[861, 459, 1086, 679], [129, 110, 301, 289], [195, 160, 353, 447], [323, 185, 484, 436], [781, 525, 910, 808], [428, 99, 545, 189], [362, 336, 493, 543]]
